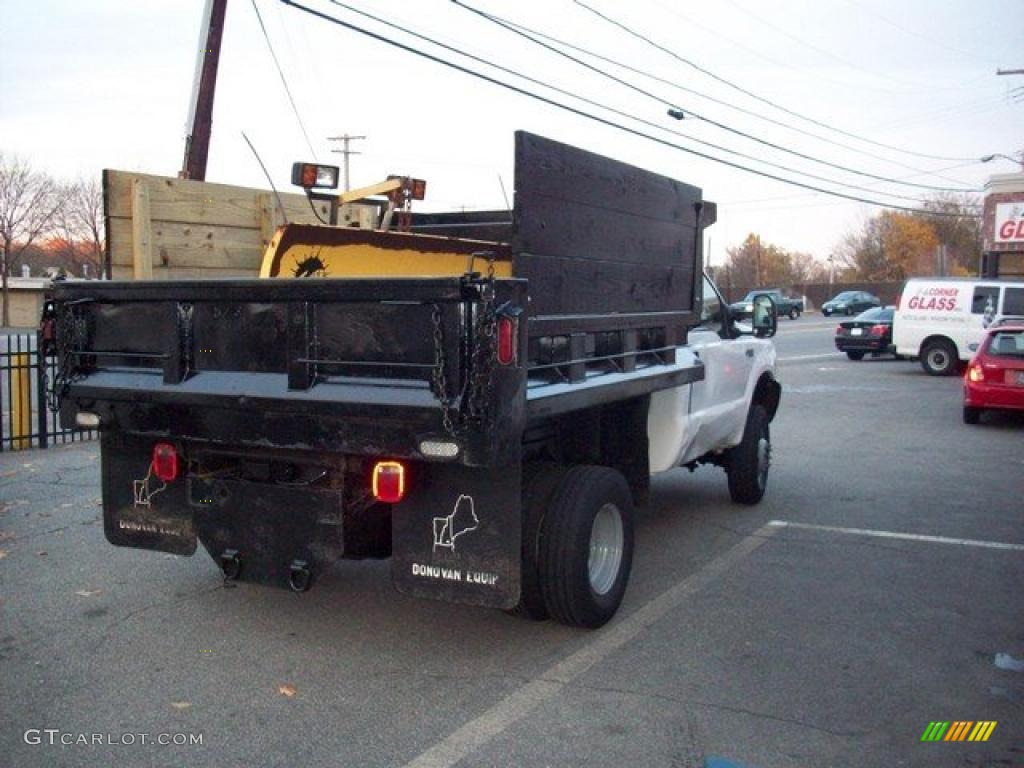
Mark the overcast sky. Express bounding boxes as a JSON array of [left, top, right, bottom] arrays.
[[1, 0, 1021, 266]]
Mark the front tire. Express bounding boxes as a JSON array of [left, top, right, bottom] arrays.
[[846, 351, 865, 361], [963, 406, 981, 425], [788, 307, 800, 320], [920, 339, 958, 376], [538, 466, 635, 628], [726, 405, 771, 505]]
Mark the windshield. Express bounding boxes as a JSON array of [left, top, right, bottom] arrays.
[[741, 291, 774, 301], [829, 292, 857, 302]]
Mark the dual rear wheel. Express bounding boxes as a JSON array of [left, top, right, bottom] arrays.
[[514, 465, 634, 628]]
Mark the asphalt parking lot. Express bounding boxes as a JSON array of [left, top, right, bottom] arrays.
[[1, 316, 1022, 768]]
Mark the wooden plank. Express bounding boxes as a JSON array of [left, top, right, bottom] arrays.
[[112, 266, 258, 280], [257, 192, 284, 252], [109, 219, 265, 270], [516, 252, 695, 316], [106, 170, 379, 277], [107, 170, 376, 228], [131, 178, 153, 279]]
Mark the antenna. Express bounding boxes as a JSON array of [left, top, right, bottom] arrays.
[[497, 174, 512, 213], [241, 131, 289, 225]]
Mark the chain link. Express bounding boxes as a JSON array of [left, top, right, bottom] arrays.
[[47, 305, 83, 413], [429, 251, 499, 437], [431, 303, 459, 436], [466, 253, 498, 423]]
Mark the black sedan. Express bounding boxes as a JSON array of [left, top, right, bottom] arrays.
[[834, 306, 897, 360], [821, 290, 881, 316]]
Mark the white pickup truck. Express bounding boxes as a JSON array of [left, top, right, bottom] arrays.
[[649, 275, 780, 502]]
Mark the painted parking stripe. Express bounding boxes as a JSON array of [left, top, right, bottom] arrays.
[[778, 353, 845, 362], [769, 521, 1024, 552], [401, 524, 781, 768]]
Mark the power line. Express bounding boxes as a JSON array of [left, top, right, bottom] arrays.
[[250, 0, 318, 159], [836, 0, 998, 66], [719, 0, 984, 92], [454, 0, 976, 193], [475, 8, 982, 188], [571, 0, 980, 164], [318, 1, 945, 204], [277, 0, 973, 217]]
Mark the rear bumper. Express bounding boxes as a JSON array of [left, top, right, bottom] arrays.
[[835, 337, 891, 353], [963, 381, 1024, 410]]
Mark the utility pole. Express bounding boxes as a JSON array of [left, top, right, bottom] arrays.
[[181, 0, 228, 181], [328, 134, 366, 192]]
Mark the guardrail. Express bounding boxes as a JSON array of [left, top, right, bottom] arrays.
[[1, 332, 95, 451]]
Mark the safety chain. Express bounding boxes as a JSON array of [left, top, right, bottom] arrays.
[[429, 251, 498, 437], [465, 253, 497, 423], [431, 302, 459, 437], [47, 305, 85, 413]]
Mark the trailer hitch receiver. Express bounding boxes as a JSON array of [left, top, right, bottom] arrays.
[[289, 560, 312, 593], [220, 549, 241, 581]]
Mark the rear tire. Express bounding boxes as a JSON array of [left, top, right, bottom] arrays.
[[726, 405, 771, 505], [538, 466, 635, 629], [920, 339, 958, 376], [963, 406, 981, 425], [846, 351, 865, 361], [845, 307, 855, 316], [507, 463, 566, 621]]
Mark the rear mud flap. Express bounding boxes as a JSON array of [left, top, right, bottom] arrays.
[[392, 464, 521, 610], [101, 432, 197, 556]]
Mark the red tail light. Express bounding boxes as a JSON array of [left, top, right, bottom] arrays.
[[497, 315, 517, 365], [870, 324, 888, 336], [152, 443, 179, 482], [835, 325, 844, 335], [372, 461, 406, 503], [967, 363, 984, 383]]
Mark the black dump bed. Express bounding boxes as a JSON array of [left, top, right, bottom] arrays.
[[50, 132, 715, 465]]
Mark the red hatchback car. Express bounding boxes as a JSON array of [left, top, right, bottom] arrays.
[[963, 325, 1024, 424]]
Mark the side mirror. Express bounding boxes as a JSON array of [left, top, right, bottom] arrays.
[[751, 294, 777, 338]]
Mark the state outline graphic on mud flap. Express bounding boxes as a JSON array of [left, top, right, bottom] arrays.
[[432, 494, 479, 552]]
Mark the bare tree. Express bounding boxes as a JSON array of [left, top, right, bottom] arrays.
[[0, 154, 68, 325], [54, 177, 105, 278]]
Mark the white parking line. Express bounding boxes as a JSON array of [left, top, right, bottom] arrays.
[[401, 523, 781, 768], [769, 521, 1024, 551], [778, 353, 844, 362]]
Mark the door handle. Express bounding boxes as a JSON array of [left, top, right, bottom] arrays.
[[745, 349, 754, 358]]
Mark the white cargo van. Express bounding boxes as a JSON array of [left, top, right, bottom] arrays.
[[893, 277, 1024, 375]]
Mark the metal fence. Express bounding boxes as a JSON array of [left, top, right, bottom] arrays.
[[1, 332, 95, 451]]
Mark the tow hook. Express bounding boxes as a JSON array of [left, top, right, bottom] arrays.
[[288, 560, 312, 593], [220, 549, 241, 581]]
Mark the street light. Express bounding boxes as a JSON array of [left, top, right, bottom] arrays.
[[980, 153, 1024, 171]]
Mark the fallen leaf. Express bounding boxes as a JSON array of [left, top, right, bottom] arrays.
[[75, 589, 102, 597], [278, 684, 297, 698], [170, 701, 192, 711], [37, 551, 47, 557], [60, 503, 73, 509], [0, 550, 7, 560]]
